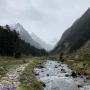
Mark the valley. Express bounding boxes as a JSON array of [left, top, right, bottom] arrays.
[[0, 1, 90, 90], [0, 57, 90, 90]]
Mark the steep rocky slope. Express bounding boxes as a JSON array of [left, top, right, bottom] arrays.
[[52, 8, 90, 54]]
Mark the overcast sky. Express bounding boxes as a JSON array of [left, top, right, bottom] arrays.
[[0, 0, 90, 46]]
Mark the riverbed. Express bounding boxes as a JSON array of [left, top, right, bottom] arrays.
[[34, 60, 90, 90]]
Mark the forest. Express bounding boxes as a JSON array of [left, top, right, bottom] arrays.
[[0, 25, 48, 58]]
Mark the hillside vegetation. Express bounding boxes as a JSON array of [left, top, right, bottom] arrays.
[[0, 25, 48, 58], [52, 8, 90, 54]]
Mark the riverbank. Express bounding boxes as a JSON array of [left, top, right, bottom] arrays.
[[0, 56, 90, 90], [0, 56, 46, 90], [19, 58, 45, 90]]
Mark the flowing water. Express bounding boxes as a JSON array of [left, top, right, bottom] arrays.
[[34, 60, 90, 90]]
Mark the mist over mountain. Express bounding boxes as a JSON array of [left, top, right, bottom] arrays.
[[31, 33, 53, 51], [10, 23, 43, 49], [52, 8, 90, 54]]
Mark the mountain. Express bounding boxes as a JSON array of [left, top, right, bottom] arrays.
[[52, 8, 90, 54], [31, 33, 53, 51], [10, 23, 42, 49]]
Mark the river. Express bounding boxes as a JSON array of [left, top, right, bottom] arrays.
[[34, 60, 90, 90]]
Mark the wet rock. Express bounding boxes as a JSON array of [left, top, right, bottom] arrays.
[[77, 85, 83, 88], [47, 74, 49, 76], [61, 69, 66, 73], [40, 82, 46, 87], [86, 76, 90, 80], [61, 59, 64, 64], [36, 65, 44, 69], [57, 61, 60, 63], [80, 75, 84, 79], [59, 64, 61, 66], [41, 70, 44, 72], [40, 65, 44, 68], [55, 65, 58, 68], [42, 83, 46, 87], [71, 71, 77, 78], [65, 74, 69, 77], [35, 73, 39, 76]]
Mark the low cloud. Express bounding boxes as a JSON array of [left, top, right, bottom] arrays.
[[0, 0, 90, 45]]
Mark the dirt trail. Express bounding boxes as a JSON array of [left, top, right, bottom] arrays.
[[0, 63, 29, 90]]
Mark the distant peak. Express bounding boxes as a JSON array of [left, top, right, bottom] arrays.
[[15, 23, 22, 27], [9, 23, 26, 33]]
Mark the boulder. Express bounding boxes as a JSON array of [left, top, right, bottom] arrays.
[[77, 85, 83, 88], [65, 74, 69, 77], [71, 71, 77, 78], [61, 69, 66, 73]]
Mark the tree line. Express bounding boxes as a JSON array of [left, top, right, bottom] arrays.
[[0, 25, 48, 58]]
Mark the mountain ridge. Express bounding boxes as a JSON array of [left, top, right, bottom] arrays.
[[10, 23, 43, 49], [52, 8, 90, 54]]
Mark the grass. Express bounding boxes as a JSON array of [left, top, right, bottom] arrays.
[[64, 54, 90, 77], [19, 58, 45, 90], [0, 56, 45, 90], [0, 56, 29, 77], [2, 54, 90, 89], [49, 54, 90, 77]]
